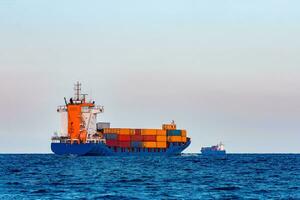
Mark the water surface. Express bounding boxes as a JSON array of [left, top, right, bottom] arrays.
[[1, 154, 299, 199]]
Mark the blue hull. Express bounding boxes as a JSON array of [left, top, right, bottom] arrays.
[[201, 150, 226, 156], [51, 140, 191, 156]]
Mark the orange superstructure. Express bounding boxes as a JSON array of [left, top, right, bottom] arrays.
[[67, 104, 81, 143], [56, 82, 104, 144], [67, 102, 97, 143]]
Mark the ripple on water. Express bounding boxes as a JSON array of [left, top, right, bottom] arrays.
[[0, 154, 299, 199]]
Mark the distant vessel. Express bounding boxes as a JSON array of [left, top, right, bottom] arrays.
[[51, 82, 191, 156], [201, 143, 226, 156]]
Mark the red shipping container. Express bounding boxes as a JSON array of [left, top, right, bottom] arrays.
[[131, 135, 143, 141], [143, 135, 156, 142], [106, 139, 118, 147], [118, 141, 131, 148], [135, 129, 141, 135], [118, 135, 131, 141]]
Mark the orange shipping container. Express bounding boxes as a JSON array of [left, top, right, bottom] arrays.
[[156, 130, 166, 136], [162, 124, 176, 130], [181, 130, 187, 137], [104, 128, 120, 134], [156, 142, 167, 148], [156, 135, 167, 142], [141, 129, 157, 136], [119, 128, 130, 135], [103, 128, 116, 134], [181, 137, 187, 142], [129, 129, 135, 135], [167, 136, 182, 142], [103, 128, 109, 133], [143, 142, 157, 148]]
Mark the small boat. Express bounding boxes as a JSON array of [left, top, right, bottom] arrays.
[[201, 142, 226, 156]]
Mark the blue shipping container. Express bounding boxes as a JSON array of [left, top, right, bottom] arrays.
[[104, 133, 118, 140], [167, 130, 182, 136], [131, 141, 142, 147]]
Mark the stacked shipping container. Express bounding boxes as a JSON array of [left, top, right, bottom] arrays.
[[166, 129, 187, 143], [102, 124, 187, 149]]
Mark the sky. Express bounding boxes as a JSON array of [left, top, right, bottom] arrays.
[[0, 0, 299, 153]]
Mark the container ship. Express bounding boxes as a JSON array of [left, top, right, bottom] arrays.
[[51, 82, 191, 156], [201, 143, 226, 156]]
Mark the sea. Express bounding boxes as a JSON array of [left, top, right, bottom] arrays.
[[0, 154, 299, 199]]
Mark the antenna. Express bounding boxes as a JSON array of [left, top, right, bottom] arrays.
[[64, 97, 68, 106], [74, 81, 82, 101], [82, 94, 88, 102]]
